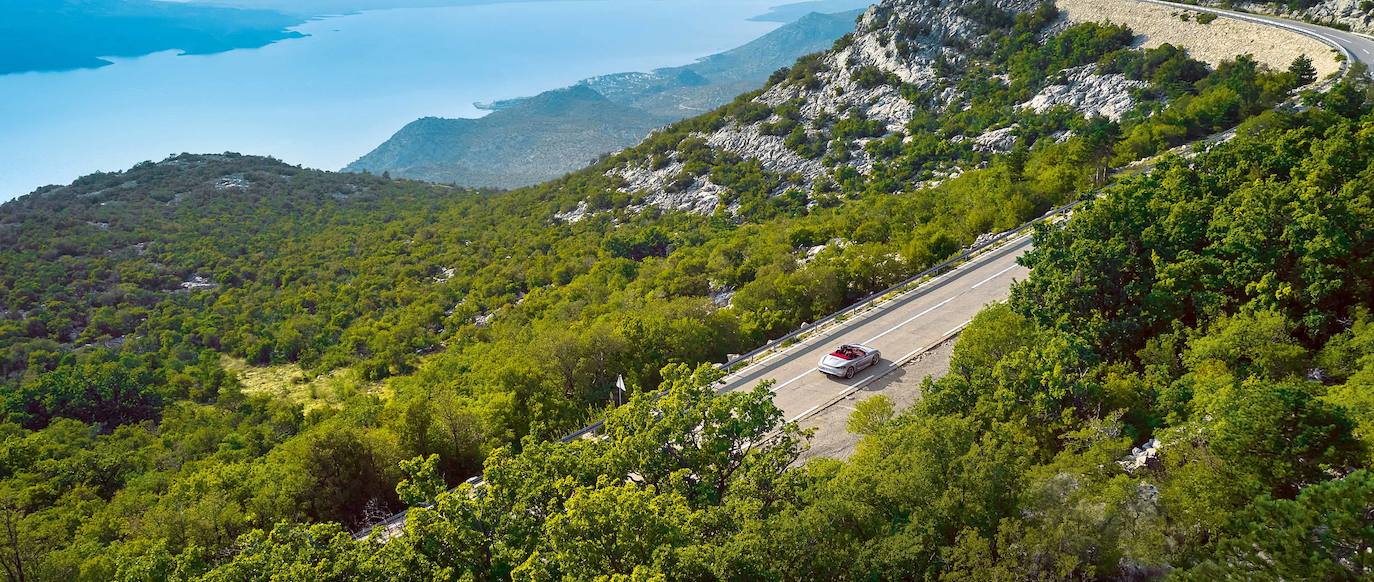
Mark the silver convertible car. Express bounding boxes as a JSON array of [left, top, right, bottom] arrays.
[[818, 344, 881, 378]]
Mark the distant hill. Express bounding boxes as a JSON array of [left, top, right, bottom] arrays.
[[0, 0, 304, 75], [346, 85, 669, 187], [344, 9, 863, 188], [611, 9, 871, 118], [748, 0, 876, 22]]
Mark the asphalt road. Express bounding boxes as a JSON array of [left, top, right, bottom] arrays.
[[715, 1, 1374, 424], [714, 234, 1031, 421], [358, 2, 1365, 539], [1144, 0, 1374, 68]]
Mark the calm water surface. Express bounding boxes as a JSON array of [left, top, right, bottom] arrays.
[[0, 0, 788, 200]]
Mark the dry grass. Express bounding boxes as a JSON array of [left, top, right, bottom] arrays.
[[221, 356, 379, 412], [1060, 0, 1341, 79]]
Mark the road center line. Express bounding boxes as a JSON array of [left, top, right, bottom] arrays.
[[863, 297, 954, 343], [769, 370, 812, 393], [721, 234, 1037, 388], [970, 264, 1019, 289]]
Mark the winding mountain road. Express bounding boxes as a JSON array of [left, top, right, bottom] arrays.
[[712, 0, 1374, 428], [357, 1, 1369, 539], [1142, 0, 1374, 67]]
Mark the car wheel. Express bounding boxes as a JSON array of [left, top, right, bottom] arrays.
[[845, 366, 855, 379]]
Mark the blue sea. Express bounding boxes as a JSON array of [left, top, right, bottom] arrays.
[[0, 0, 817, 201]]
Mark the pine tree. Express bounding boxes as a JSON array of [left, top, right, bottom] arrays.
[[1290, 54, 1317, 86]]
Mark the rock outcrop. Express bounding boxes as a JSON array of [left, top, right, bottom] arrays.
[[1120, 437, 1163, 473], [605, 0, 1157, 217], [1021, 65, 1147, 120], [1228, 0, 1374, 34]]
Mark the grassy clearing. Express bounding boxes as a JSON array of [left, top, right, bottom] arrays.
[[220, 356, 380, 412]]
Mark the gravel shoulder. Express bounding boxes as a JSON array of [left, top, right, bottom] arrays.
[[795, 336, 957, 463], [1059, 0, 1341, 78]]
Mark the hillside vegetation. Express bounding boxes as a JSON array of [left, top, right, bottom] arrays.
[[345, 86, 670, 187], [0, 0, 1351, 577], [170, 77, 1374, 580]]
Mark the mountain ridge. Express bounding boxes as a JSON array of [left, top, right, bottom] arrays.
[[346, 85, 670, 187], [345, 9, 864, 188]]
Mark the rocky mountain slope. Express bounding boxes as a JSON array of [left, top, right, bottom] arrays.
[[568, 0, 1337, 222], [345, 9, 862, 188], [589, 0, 1132, 218], [607, 9, 871, 118]]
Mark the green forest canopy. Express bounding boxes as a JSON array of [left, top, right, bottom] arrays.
[[191, 87, 1374, 580], [0, 3, 1359, 577]]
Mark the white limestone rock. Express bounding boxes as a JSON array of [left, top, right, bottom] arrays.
[[972, 125, 1019, 153], [1021, 65, 1146, 120]]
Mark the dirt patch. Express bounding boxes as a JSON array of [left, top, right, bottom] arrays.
[[1059, 0, 1340, 79], [796, 336, 957, 463]]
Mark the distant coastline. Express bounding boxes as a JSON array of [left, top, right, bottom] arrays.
[[347, 7, 867, 188], [1, 0, 311, 76], [471, 0, 873, 111], [0, 0, 795, 200], [749, 0, 873, 22]]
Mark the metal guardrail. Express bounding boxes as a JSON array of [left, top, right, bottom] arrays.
[[556, 194, 1085, 444], [359, 1, 1362, 539], [721, 208, 1065, 372], [355, 196, 1083, 540], [1140, 0, 1354, 79]]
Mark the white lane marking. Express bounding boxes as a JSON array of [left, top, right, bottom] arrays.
[[943, 319, 973, 337], [970, 264, 1019, 289], [788, 404, 820, 423], [847, 319, 976, 394], [770, 311, 966, 407], [851, 371, 881, 390], [886, 319, 975, 364], [769, 370, 813, 393], [720, 233, 1038, 387], [1363, 47, 1371, 56], [791, 318, 980, 426], [723, 233, 1039, 390], [863, 297, 954, 343]]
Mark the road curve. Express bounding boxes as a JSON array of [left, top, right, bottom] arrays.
[[717, 0, 1372, 427], [1143, 0, 1374, 68], [356, 1, 1363, 540]]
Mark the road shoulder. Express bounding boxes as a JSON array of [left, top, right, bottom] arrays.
[[1058, 0, 1340, 77], [795, 336, 957, 463]]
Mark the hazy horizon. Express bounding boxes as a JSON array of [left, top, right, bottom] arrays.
[[0, 0, 872, 201]]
